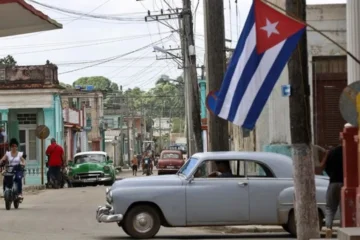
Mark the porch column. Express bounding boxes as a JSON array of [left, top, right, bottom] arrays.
[[43, 108, 55, 147], [0, 109, 9, 121]]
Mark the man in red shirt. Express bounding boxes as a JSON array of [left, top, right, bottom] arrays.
[[45, 138, 64, 188]]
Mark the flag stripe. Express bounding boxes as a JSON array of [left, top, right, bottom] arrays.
[[214, 3, 255, 115], [232, 40, 285, 126], [242, 29, 306, 129], [218, 25, 256, 119], [227, 47, 265, 122]]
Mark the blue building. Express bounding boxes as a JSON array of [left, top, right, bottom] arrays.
[[0, 63, 64, 185]]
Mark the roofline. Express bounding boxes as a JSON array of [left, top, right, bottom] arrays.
[[8, 0, 63, 29]]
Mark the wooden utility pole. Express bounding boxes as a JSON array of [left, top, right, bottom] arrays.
[[286, 0, 320, 239], [203, 0, 229, 151], [182, 0, 203, 155]]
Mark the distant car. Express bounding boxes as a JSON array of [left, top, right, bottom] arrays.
[[157, 150, 185, 175], [96, 151, 340, 239], [68, 151, 116, 187]]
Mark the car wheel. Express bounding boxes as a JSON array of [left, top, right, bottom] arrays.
[[287, 209, 323, 237], [121, 224, 130, 236], [124, 205, 161, 239]]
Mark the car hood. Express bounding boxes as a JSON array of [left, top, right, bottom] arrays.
[[111, 174, 183, 189], [72, 162, 105, 173]]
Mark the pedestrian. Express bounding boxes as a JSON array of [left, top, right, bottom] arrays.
[[0, 126, 7, 144], [316, 141, 343, 238], [131, 155, 138, 176], [45, 138, 64, 189]]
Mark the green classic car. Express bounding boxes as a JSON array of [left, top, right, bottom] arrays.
[[68, 151, 116, 187]]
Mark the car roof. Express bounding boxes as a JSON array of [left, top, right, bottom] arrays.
[[161, 150, 182, 154], [74, 151, 107, 157], [191, 151, 293, 178]]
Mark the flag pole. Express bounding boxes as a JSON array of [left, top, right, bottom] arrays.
[[262, 0, 360, 65]]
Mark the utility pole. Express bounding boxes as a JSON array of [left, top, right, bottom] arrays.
[[182, 0, 203, 155], [286, 0, 319, 239], [203, 0, 229, 151]]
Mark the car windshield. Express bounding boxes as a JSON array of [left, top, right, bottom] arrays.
[[178, 158, 198, 177], [74, 154, 106, 164], [162, 153, 180, 159]]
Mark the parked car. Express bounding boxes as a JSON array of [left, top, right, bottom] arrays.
[[157, 150, 185, 175], [96, 151, 338, 239], [68, 151, 116, 187]]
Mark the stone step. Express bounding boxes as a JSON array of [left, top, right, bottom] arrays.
[[338, 227, 360, 240]]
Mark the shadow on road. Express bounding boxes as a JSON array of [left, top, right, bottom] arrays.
[[97, 233, 293, 240]]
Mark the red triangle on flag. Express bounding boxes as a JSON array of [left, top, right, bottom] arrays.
[[254, 0, 306, 54]]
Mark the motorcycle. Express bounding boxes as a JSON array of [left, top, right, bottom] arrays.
[[143, 159, 151, 176], [46, 165, 71, 189], [1, 164, 25, 210]]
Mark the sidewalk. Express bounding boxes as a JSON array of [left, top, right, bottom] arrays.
[[0, 184, 45, 198]]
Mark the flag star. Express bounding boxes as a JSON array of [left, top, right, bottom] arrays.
[[261, 18, 280, 38]]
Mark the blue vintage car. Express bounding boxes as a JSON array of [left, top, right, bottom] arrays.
[[96, 151, 339, 239]]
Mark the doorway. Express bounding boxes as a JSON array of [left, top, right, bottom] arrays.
[[19, 126, 37, 161]]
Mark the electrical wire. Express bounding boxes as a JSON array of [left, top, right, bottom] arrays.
[[59, 34, 173, 75], [28, 0, 143, 22]]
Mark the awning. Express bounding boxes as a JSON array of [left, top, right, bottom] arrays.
[[0, 0, 62, 37]]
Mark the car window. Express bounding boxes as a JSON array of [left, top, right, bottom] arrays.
[[246, 161, 275, 178], [194, 160, 245, 178], [161, 153, 181, 159], [178, 157, 198, 177], [74, 154, 106, 164]]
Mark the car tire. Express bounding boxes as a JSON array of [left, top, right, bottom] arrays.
[[121, 224, 130, 236], [124, 205, 161, 239], [287, 209, 324, 237]]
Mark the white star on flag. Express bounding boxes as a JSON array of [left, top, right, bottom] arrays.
[[261, 18, 280, 38]]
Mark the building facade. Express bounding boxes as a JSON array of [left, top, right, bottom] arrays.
[[0, 63, 64, 185], [63, 107, 84, 161], [61, 90, 104, 152]]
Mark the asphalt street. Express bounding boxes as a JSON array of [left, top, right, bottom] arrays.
[[0, 171, 297, 240]]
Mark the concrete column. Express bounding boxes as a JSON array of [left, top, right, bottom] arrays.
[[43, 108, 55, 147], [347, 0, 360, 84]]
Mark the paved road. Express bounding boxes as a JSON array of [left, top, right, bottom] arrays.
[[0, 185, 296, 240]]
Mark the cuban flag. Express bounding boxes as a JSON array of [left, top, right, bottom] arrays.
[[206, 0, 306, 130]]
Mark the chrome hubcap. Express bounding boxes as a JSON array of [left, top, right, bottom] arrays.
[[133, 212, 154, 233]]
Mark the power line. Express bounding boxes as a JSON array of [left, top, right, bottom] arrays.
[[58, 34, 173, 75], [28, 0, 143, 22]]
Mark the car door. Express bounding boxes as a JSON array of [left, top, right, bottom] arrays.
[[185, 160, 250, 225]]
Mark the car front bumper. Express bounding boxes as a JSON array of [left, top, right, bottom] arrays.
[[70, 176, 112, 183], [96, 203, 123, 223]]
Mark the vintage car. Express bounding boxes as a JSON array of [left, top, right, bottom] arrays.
[[96, 151, 339, 239], [157, 150, 185, 175], [68, 151, 116, 187]]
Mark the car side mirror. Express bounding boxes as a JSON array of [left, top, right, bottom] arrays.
[[188, 175, 195, 183], [68, 161, 74, 166]]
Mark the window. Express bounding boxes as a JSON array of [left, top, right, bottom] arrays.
[[161, 153, 181, 159], [28, 130, 36, 160], [74, 154, 106, 164], [246, 161, 274, 178], [17, 114, 37, 124], [194, 160, 245, 178]]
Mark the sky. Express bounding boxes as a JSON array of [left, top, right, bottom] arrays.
[[0, 0, 346, 90]]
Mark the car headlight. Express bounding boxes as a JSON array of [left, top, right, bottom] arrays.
[[106, 187, 110, 194], [106, 188, 113, 204], [104, 166, 110, 172]]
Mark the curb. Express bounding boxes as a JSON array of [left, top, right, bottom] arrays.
[[0, 185, 45, 198], [202, 226, 339, 234], [202, 226, 284, 233]]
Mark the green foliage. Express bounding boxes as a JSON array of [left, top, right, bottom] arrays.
[[72, 76, 119, 91], [0, 55, 17, 66], [60, 82, 72, 89], [171, 117, 185, 133]]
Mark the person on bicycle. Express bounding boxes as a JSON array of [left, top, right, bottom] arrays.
[[0, 138, 26, 199]]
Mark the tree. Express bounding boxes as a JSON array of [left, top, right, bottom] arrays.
[[73, 76, 114, 91], [0, 55, 17, 66], [286, 0, 319, 239], [60, 82, 72, 89]]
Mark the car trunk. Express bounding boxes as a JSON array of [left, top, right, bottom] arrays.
[[158, 159, 184, 169]]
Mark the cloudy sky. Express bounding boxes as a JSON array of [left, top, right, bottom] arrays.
[[0, 0, 346, 90]]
